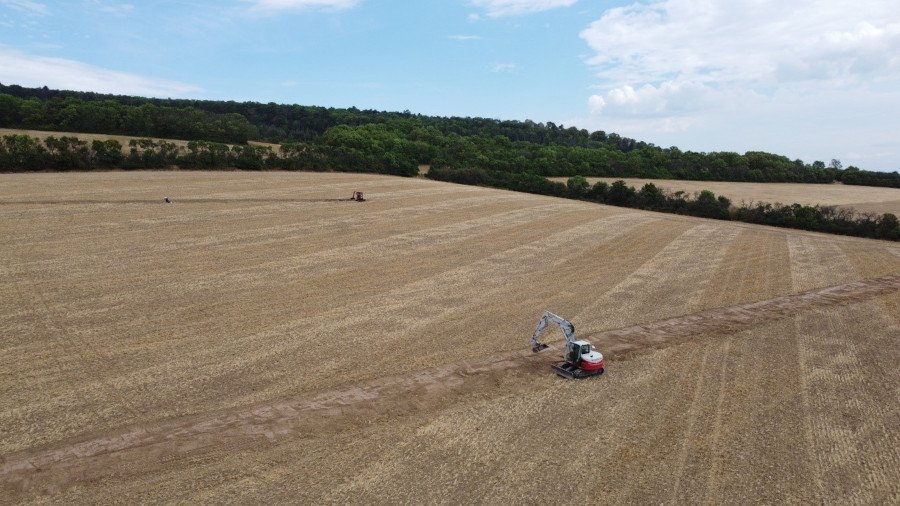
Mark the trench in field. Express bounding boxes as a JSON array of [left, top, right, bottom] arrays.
[[1, 274, 897, 483]]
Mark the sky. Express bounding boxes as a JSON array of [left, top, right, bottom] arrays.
[[1, 0, 899, 171]]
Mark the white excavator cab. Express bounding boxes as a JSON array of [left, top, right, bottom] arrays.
[[567, 340, 592, 362], [569, 340, 603, 364]]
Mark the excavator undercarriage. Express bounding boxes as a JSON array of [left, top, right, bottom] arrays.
[[551, 361, 605, 379]]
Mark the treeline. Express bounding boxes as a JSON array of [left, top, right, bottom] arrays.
[[0, 134, 417, 176], [0, 92, 257, 144], [427, 133, 835, 182], [6, 130, 893, 239], [427, 168, 899, 241], [839, 168, 900, 188], [2, 83, 898, 187], [0, 83, 641, 145]]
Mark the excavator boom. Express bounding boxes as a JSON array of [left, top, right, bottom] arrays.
[[530, 310, 576, 352]]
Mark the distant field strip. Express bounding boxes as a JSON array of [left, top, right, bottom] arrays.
[[0, 128, 281, 152], [548, 177, 900, 216], [2, 274, 896, 487]]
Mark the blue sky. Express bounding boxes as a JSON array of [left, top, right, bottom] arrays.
[[1, 0, 899, 171]]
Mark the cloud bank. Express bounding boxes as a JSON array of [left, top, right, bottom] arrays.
[[578, 0, 900, 169]]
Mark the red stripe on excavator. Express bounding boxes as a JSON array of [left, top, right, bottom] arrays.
[[581, 359, 604, 371]]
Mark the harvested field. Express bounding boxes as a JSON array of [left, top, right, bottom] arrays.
[[548, 176, 900, 216], [1, 171, 898, 503], [0, 128, 280, 151]]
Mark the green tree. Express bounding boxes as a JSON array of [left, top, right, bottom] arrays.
[[566, 175, 589, 195], [880, 213, 899, 239], [691, 190, 730, 219], [588, 181, 609, 200], [0, 134, 48, 170], [637, 182, 665, 209], [91, 139, 124, 167], [607, 180, 636, 206]]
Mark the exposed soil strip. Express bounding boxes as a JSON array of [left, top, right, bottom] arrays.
[[586, 274, 899, 357], [2, 274, 897, 485]]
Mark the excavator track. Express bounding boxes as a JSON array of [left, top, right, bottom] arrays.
[[551, 362, 604, 379]]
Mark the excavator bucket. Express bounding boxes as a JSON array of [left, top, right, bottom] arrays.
[[532, 343, 549, 353]]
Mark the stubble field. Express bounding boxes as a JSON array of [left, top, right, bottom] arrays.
[[1, 171, 898, 503], [0, 128, 280, 151], [548, 176, 900, 216]]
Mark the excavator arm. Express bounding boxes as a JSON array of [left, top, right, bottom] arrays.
[[530, 310, 576, 353]]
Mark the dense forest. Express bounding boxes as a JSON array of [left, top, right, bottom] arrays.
[[1, 83, 898, 188]]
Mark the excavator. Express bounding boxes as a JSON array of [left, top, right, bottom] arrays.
[[531, 311, 605, 379]]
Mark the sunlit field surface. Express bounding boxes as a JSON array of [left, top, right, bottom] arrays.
[[2, 171, 897, 503]]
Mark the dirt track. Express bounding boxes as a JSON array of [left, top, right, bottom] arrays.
[[1, 172, 898, 503]]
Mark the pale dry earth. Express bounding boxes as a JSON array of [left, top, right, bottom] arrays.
[[0, 128, 280, 152], [1, 171, 898, 503], [548, 176, 900, 216]]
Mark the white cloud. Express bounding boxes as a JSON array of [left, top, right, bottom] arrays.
[[245, 0, 359, 12], [448, 34, 481, 41], [472, 0, 577, 17], [0, 0, 47, 15], [84, 1, 134, 15], [597, 80, 722, 118], [0, 48, 201, 97], [581, 0, 900, 88], [587, 94, 605, 114], [491, 62, 517, 73], [577, 0, 900, 170]]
